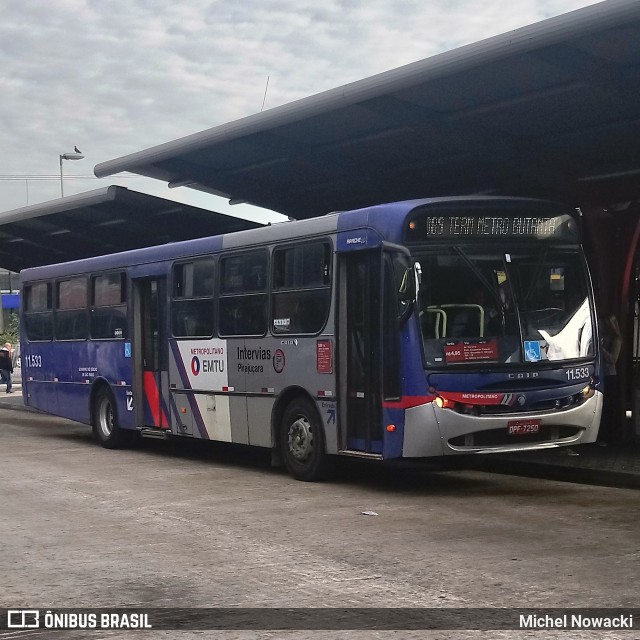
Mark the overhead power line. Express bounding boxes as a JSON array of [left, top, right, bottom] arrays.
[[0, 173, 140, 181]]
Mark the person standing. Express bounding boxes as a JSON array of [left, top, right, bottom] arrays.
[[0, 345, 13, 394], [8, 342, 17, 371]]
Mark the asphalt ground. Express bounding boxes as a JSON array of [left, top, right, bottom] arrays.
[[1, 402, 639, 640]]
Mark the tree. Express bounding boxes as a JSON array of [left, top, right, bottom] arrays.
[[0, 313, 19, 346]]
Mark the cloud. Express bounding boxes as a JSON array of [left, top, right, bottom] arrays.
[[0, 0, 600, 220]]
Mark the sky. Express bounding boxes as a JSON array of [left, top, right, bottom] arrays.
[[0, 0, 602, 224]]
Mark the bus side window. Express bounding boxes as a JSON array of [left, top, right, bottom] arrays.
[[218, 251, 268, 337], [23, 282, 53, 341], [55, 277, 88, 341], [271, 242, 331, 335], [171, 259, 214, 338], [91, 272, 127, 340]]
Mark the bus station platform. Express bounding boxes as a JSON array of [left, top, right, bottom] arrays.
[[483, 440, 640, 491], [1, 385, 638, 490]]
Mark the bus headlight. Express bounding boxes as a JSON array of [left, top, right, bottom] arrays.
[[581, 384, 595, 400], [434, 395, 457, 410]]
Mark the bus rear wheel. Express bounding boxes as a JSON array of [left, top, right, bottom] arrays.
[[280, 398, 331, 481], [92, 387, 130, 449]]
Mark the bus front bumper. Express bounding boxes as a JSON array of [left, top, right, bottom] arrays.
[[402, 390, 602, 457]]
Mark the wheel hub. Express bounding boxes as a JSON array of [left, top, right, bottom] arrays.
[[288, 417, 313, 462], [99, 400, 113, 438]]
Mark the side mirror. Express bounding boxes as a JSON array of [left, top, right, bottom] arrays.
[[398, 261, 421, 303], [397, 261, 421, 325]]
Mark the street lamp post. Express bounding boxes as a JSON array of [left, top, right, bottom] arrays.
[[59, 152, 85, 197]]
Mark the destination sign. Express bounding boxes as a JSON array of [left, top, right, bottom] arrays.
[[405, 212, 578, 242]]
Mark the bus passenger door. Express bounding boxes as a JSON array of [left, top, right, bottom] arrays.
[[339, 251, 383, 453], [132, 277, 170, 429]]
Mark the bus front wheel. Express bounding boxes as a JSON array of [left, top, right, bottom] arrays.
[[92, 387, 130, 449], [280, 398, 331, 481]]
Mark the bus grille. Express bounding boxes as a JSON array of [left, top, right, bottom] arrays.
[[455, 392, 587, 416], [449, 425, 580, 447]]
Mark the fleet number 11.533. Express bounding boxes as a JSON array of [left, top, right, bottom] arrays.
[[25, 354, 42, 368], [565, 366, 590, 381]]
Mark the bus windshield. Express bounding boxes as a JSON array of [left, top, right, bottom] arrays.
[[416, 246, 594, 367]]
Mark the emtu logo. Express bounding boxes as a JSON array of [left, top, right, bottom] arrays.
[[191, 356, 201, 376]]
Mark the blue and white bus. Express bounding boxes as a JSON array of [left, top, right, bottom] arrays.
[[20, 196, 601, 480]]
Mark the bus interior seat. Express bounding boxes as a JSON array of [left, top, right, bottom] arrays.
[[443, 305, 484, 338]]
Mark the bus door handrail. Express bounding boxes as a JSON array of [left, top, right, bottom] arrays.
[[424, 307, 447, 338]]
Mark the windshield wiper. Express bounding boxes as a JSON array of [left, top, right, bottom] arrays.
[[523, 247, 549, 304], [452, 246, 505, 315]]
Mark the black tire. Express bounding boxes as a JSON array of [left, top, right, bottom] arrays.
[[92, 387, 131, 449], [280, 397, 332, 481]]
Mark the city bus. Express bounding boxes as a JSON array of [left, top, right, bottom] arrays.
[[19, 196, 601, 480]]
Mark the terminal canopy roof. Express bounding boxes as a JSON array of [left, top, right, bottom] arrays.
[[0, 186, 261, 273], [95, 0, 640, 219]]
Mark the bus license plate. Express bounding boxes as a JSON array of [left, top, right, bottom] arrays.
[[507, 419, 540, 435]]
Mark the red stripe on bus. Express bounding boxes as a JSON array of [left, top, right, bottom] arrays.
[[143, 372, 169, 428], [383, 396, 435, 409]]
